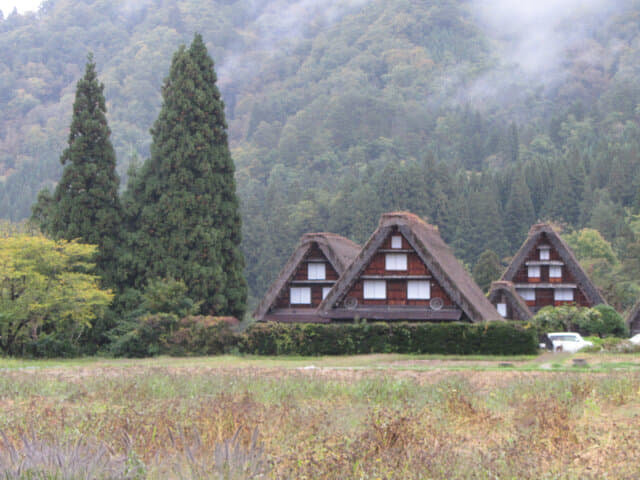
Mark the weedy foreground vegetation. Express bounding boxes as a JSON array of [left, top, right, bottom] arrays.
[[1, 355, 640, 479]]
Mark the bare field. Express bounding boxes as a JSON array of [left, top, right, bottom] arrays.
[[1, 354, 640, 479]]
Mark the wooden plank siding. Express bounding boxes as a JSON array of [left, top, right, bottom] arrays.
[[291, 244, 339, 281], [274, 243, 340, 309], [512, 232, 592, 312], [344, 230, 455, 308]]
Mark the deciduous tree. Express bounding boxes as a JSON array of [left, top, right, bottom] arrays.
[[0, 234, 113, 355]]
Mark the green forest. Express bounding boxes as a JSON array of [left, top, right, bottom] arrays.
[[2, 0, 640, 312]]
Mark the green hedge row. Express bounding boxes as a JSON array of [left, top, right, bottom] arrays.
[[112, 318, 538, 357], [241, 322, 538, 356]]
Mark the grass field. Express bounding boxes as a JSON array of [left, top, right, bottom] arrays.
[[1, 353, 640, 479]]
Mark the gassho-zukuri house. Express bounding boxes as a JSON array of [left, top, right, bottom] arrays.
[[253, 232, 361, 323], [255, 212, 501, 323], [488, 223, 605, 319]]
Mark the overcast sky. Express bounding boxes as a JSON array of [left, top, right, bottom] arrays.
[[0, 0, 40, 15]]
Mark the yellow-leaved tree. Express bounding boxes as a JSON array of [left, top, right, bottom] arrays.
[[0, 234, 113, 356]]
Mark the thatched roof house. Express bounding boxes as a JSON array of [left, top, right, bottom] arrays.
[[253, 232, 360, 322], [488, 281, 533, 321], [499, 223, 605, 313], [319, 212, 501, 323]]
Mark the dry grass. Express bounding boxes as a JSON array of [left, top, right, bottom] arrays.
[[0, 356, 639, 478]]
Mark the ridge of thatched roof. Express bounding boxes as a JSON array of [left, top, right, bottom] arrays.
[[253, 232, 360, 320], [488, 281, 533, 321], [319, 212, 501, 323], [501, 223, 605, 305]]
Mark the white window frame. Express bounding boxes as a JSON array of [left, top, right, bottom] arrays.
[[407, 280, 430, 300], [290, 287, 311, 304], [308, 263, 326, 280], [322, 287, 332, 300], [549, 265, 562, 279], [518, 288, 536, 301], [385, 253, 407, 271], [528, 265, 541, 278], [554, 288, 574, 302], [539, 248, 550, 261], [391, 235, 402, 249], [497, 303, 507, 317], [363, 280, 386, 299]]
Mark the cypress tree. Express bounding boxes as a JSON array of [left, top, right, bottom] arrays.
[[124, 34, 247, 318], [32, 55, 122, 289]]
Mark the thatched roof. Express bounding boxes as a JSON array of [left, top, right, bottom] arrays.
[[501, 223, 605, 305], [488, 281, 533, 321], [253, 232, 360, 320], [319, 212, 501, 323]]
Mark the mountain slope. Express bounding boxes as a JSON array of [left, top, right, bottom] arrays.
[[2, 0, 640, 307]]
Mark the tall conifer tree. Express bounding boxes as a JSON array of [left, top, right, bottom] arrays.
[[124, 34, 247, 318], [32, 55, 122, 289], [504, 174, 535, 252]]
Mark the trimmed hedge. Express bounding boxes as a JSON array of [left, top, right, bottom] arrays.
[[240, 321, 538, 356], [110, 319, 538, 357]]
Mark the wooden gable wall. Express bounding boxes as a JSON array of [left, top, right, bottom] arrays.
[[343, 228, 455, 308], [511, 232, 591, 312], [274, 243, 339, 309], [490, 288, 531, 321]]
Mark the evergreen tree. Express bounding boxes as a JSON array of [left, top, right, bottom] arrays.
[[31, 55, 122, 289], [504, 174, 535, 252], [451, 176, 474, 264], [472, 249, 503, 293], [467, 175, 508, 261], [566, 154, 587, 225], [543, 164, 574, 224], [124, 34, 247, 318], [524, 156, 554, 218], [588, 192, 632, 244], [508, 123, 519, 164]]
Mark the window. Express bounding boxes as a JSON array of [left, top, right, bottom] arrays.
[[497, 303, 507, 317], [391, 235, 402, 249], [540, 247, 550, 260], [549, 266, 562, 278], [290, 287, 311, 304], [363, 280, 386, 299], [407, 280, 430, 299], [527, 265, 541, 278], [322, 287, 332, 300], [385, 253, 407, 271], [308, 263, 326, 280], [554, 288, 574, 301], [517, 288, 535, 301]]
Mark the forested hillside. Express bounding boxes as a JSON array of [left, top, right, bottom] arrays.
[[3, 0, 640, 309]]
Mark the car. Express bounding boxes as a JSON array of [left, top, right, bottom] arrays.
[[629, 333, 640, 345], [542, 332, 593, 353]]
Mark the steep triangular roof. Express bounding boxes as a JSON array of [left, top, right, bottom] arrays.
[[626, 300, 640, 335], [501, 223, 605, 305], [488, 281, 533, 321], [253, 232, 360, 320], [319, 212, 501, 323]]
